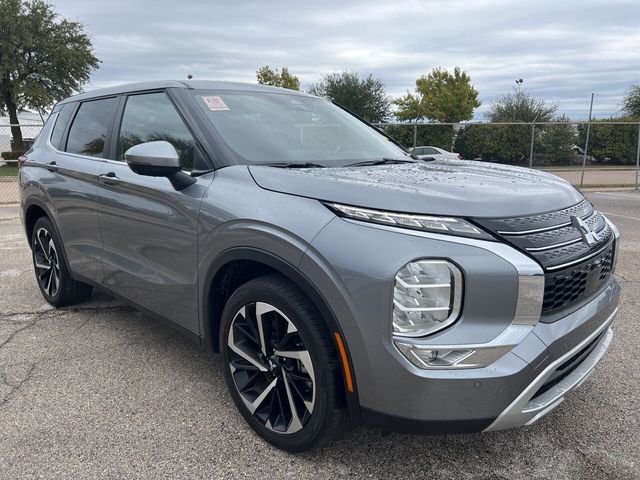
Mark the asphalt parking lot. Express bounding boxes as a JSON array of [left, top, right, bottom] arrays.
[[1, 191, 639, 479]]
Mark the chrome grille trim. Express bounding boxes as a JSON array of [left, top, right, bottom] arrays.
[[497, 208, 596, 236], [545, 239, 614, 272], [525, 237, 582, 252], [497, 221, 572, 236], [492, 199, 591, 234], [524, 221, 609, 253]]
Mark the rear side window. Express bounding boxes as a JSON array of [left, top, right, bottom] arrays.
[[118, 92, 196, 171], [66, 97, 119, 158], [49, 103, 75, 150], [424, 147, 440, 154]]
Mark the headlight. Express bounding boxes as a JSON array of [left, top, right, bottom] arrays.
[[393, 260, 463, 337], [325, 203, 494, 240]]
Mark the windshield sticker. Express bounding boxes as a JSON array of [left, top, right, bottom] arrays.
[[202, 96, 229, 111]]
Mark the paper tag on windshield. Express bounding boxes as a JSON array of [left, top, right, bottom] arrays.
[[202, 96, 229, 111]]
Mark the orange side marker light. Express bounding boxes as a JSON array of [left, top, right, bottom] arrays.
[[333, 332, 354, 393]]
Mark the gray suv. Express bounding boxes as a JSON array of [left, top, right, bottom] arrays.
[[19, 81, 620, 451]]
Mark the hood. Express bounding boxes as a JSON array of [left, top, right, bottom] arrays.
[[248, 159, 584, 218]]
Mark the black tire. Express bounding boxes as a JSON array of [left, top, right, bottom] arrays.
[[220, 273, 349, 451], [31, 216, 92, 307]]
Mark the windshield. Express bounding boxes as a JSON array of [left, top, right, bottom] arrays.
[[192, 90, 409, 166]]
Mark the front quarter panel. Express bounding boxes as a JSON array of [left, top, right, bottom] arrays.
[[302, 217, 528, 419], [197, 166, 336, 334]]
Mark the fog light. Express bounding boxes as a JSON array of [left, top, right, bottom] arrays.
[[393, 260, 462, 337], [395, 341, 513, 370]]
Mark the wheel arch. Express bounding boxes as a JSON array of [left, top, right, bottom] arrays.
[[24, 201, 52, 246], [201, 247, 361, 420], [23, 198, 75, 276]]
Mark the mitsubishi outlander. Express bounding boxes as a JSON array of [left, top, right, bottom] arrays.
[[19, 81, 620, 451]]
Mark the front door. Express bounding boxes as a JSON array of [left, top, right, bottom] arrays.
[[96, 92, 212, 333]]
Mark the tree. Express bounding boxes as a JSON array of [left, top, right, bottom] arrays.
[[308, 72, 390, 123], [256, 66, 300, 91], [467, 87, 559, 164], [0, 0, 99, 151], [395, 67, 480, 123], [622, 84, 640, 118], [488, 87, 556, 122]]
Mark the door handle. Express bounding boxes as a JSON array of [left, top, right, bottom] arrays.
[[46, 161, 58, 172], [98, 171, 120, 185]]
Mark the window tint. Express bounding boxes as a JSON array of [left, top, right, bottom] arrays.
[[424, 147, 440, 154], [118, 92, 196, 171], [66, 97, 118, 158], [50, 103, 75, 150]]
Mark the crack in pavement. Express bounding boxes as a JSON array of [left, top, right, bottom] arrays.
[[0, 363, 36, 407], [0, 304, 134, 321], [0, 304, 134, 408], [0, 304, 134, 351], [0, 320, 38, 350]]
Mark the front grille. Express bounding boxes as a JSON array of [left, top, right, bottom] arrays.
[[473, 199, 616, 316], [542, 243, 614, 313]]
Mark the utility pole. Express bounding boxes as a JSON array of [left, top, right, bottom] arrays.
[[580, 93, 594, 187], [529, 112, 540, 168]]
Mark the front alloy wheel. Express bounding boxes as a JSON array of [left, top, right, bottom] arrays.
[[220, 274, 349, 451], [228, 302, 315, 434]]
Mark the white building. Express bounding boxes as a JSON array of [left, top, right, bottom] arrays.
[[0, 111, 47, 154]]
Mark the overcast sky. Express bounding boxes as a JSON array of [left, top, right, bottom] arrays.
[[53, 0, 640, 120]]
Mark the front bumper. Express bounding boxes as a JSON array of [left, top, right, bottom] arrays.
[[359, 282, 619, 434], [485, 315, 614, 431]]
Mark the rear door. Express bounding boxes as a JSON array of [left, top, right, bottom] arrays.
[[43, 97, 119, 283], [96, 91, 212, 333]]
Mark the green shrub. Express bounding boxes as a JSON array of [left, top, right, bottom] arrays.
[[454, 124, 531, 163], [577, 117, 639, 164], [381, 123, 455, 151], [538, 118, 578, 165], [1, 150, 25, 160]]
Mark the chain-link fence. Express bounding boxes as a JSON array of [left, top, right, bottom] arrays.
[[376, 120, 640, 189], [0, 124, 43, 204], [1, 120, 639, 204]]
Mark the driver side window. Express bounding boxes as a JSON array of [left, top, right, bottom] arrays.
[[118, 92, 196, 171]]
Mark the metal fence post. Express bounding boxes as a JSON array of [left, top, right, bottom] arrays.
[[636, 122, 640, 190], [580, 93, 594, 188], [529, 122, 536, 168], [413, 122, 417, 148]]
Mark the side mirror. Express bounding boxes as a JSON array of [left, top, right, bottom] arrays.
[[124, 141, 181, 177], [124, 141, 195, 190]]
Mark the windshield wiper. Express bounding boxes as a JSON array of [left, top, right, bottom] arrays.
[[263, 162, 326, 169], [344, 158, 417, 167]]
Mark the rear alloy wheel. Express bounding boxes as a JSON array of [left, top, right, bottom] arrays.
[[221, 274, 348, 451], [31, 217, 92, 307], [33, 227, 61, 298]]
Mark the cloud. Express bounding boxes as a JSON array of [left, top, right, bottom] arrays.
[[54, 0, 640, 119]]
